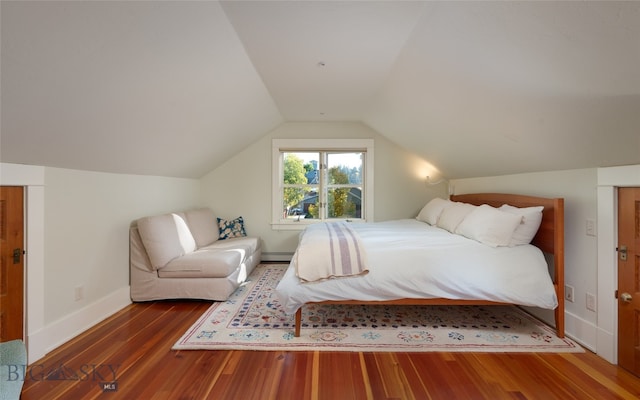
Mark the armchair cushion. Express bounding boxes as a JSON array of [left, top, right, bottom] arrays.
[[184, 208, 219, 248], [159, 250, 241, 278], [137, 213, 196, 270]]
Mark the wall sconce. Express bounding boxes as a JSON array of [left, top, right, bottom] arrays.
[[425, 175, 448, 186]]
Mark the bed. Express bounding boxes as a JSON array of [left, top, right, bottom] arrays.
[[275, 193, 565, 339]]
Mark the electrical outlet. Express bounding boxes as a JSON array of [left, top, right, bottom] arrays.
[[74, 285, 84, 301], [586, 292, 596, 311], [565, 284, 575, 303], [586, 219, 596, 236]]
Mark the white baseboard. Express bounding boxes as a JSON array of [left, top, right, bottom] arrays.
[[261, 252, 293, 262], [596, 326, 616, 364], [27, 286, 132, 364], [564, 310, 598, 353]]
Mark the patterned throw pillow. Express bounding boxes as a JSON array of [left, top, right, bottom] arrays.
[[217, 216, 247, 240]]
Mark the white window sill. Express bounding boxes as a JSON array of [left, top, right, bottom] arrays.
[[271, 219, 367, 231], [270, 223, 311, 231]]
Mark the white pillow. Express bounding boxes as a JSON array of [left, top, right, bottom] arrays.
[[436, 202, 476, 232], [416, 198, 452, 225], [499, 204, 544, 246], [456, 204, 523, 247]]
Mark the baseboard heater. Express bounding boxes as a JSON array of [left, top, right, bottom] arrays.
[[261, 252, 294, 262]]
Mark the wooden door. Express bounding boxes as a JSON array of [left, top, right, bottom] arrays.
[[618, 187, 640, 376], [0, 186, 24, 342]]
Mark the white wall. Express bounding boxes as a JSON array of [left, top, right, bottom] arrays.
[[451, 169, 599, 351], [42, 167, 202, 323], [200, 121, 448, 257], [1, 163, 201, 362]]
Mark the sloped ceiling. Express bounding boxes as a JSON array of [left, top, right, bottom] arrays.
[[1, 1, 283, 177], [1, 1, 639, 179]]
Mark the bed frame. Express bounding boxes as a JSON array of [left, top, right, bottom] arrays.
[[294, 193, 565, 338]]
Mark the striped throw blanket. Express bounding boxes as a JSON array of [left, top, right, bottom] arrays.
[[295, 222, 369, 283]]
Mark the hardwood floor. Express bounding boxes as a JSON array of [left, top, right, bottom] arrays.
[[20, 300, 640, 400]]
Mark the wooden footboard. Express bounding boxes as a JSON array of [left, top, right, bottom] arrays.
[[293, 193, 565, 339]]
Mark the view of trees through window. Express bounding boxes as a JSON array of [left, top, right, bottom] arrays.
[[282, 152, 363, 220]]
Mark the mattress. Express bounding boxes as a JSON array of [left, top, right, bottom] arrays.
[[275, 219, 558, 314]]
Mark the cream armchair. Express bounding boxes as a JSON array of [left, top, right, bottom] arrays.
[[130, 208, 261, 301]]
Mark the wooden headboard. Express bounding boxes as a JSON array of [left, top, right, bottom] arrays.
[[450, 193, 564, 255], [450, 193, 565, 337]]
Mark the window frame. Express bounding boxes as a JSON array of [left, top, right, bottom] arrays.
[[271, 138, 374, 230]]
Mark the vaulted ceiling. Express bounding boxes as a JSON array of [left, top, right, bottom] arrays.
[[2, 1, 639, 179]]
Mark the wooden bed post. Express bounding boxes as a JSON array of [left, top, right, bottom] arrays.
[[553, 198, 565, 338], [295, 308, 302, 337]]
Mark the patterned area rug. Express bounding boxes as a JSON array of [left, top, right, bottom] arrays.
[[173, 264, 582, 352]]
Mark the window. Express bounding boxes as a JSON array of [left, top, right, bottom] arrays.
[[272, 139, 374, 229]]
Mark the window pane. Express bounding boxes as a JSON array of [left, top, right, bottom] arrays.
[[283, 188, 319, 220], [327, 187, 362, 219], [283, 152, 319, 185], [327, 153, 362, 184]]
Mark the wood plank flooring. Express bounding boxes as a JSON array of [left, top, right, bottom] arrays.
[[19, 300, 640, 400]]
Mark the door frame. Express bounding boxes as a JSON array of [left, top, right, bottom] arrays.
[[596, 164, 640, 364], [0, 163, 46, 363]]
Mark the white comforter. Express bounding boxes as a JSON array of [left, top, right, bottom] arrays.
[[275, 219, 558, 314]]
